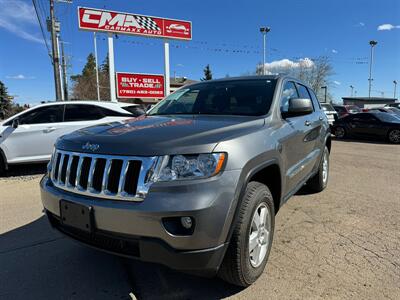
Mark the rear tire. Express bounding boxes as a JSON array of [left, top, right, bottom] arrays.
[[388, 129, 400, 144], [334, 126, 346, 138], [307, 146, 329, 192], [218, 181, 275, 287]]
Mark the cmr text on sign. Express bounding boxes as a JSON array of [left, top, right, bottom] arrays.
[[116, 73, 165, 99]]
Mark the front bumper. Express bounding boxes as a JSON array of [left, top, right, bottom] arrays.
[[40, 170, 241, 273]]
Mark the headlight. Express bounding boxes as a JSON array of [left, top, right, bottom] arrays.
[[47, 147, 56, 174], [153, 153, 226, 182]]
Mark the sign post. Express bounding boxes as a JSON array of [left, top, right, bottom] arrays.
[[107, 33, 117, 102], [164, 40, 170, 97]]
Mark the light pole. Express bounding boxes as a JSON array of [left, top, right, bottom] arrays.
[[394, 80, 398, 99], [350, 85, 354, 97], [260, 27, 270, 75], [321, 86, 327, 103], [368, 40, 378, 98]]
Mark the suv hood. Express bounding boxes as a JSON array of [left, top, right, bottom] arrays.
[[57, 115, 265, 156]]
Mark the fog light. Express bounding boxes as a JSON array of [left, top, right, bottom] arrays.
[[181, 217, 193, 229]]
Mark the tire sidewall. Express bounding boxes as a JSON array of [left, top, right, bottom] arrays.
[[320, 146, 329, 189], [240, 184, 275, 284]]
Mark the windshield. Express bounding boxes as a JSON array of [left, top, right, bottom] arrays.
[[148, 79, 277, 116]]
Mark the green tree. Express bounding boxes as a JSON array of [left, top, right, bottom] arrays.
[[201, 64, 212, 81], [99, 53, 111, 100], [70, 53, 98, 100], [0, 81, 12, 119]]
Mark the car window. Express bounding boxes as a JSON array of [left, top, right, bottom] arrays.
[[296, 83, 315, 111], [121, 105, 146, 117], [309, 88, 322, 109], [64, 104, 104, 122], [97, 107, 132, 117], [280, 81, 299, 114], [17, 105, 64, 125]]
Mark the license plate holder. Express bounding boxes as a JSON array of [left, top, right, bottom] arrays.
[[60, 200, 93, 233]]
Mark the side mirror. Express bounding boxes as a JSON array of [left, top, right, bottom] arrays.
[[12, 118, 19, 129], [283, 98, 313, 118]]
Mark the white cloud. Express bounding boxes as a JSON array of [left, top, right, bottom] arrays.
[[0, 0, 44, 44], [355, 22, 365, 27], [333, 81, 341, 85], [332, 49, 338, 54], [6, 74, 35, 80], [377, 24, 400, 31], [262, 58, 315, 74]]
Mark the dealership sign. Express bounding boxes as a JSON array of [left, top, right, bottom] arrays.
[[116, 73, 165, 98], [78, 7, 192, 40]]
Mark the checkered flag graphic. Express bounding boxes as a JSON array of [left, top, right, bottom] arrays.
[[135, 16, 160, 31]]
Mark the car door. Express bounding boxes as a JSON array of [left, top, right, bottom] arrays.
[[278, 81, 318, 194], [348, 113, 382, 137], [1, 104, 64, 163]]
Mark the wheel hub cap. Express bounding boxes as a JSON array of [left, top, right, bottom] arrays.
[[249, 202, 271, 268]]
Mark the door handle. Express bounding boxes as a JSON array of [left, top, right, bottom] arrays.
[[319, 116, 324, 121], [305, 120, 311, 126], [44, 127, 56, 133]]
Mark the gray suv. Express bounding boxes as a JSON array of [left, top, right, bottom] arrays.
[[40, 75, 331, 286]]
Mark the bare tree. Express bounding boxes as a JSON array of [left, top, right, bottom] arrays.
[[255, 56, 334, 100]]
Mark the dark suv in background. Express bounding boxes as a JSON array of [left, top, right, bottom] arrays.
[[41, 76, 331, 286]]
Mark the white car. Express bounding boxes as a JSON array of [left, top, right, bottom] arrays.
[[0, 101, 144, 174]]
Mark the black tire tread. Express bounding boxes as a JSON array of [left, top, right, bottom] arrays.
[[218, 181, 273, 287]]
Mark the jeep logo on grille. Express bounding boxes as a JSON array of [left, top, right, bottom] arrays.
[[82, 142, 100, 152]]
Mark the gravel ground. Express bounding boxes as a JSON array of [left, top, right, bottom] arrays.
[[0, 140, 399, 299]]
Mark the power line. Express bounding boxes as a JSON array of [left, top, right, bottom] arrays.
[[32, 0, 52, 61]]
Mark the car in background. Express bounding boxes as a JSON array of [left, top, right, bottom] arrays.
[[332, 105, 361, 118], [321, 103, 338, 126], [332, 112, 400, 143], [386, 103, 400, 109], [0, 101, 144, 174]]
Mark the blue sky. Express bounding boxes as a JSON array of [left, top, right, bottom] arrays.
[[0, 0, 399, 105]]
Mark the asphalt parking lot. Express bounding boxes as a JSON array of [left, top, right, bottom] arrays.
[[1, 140, 399, 300]]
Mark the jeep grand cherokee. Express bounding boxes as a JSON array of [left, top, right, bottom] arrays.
[[40, 75, 331, 286]]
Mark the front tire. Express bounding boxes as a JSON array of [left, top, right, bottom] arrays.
[[218, 182, 275, 287], [307, 146, 329, 192]]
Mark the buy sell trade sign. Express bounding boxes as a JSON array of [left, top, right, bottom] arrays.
[[116, 73, 165, 99]]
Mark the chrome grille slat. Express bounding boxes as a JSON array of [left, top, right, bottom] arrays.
[[57, 154, 65, 184], [65, 155, 73, 186], [51, 149, 157, 201], [117, 160, 129, 194], [75, 156, 84, 188], [87, 158, 97, 190], [101, 159, 112, 193]]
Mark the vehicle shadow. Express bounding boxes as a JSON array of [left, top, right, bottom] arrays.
[[1, 163, 47, 178], [0, 216, 243, 300]]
